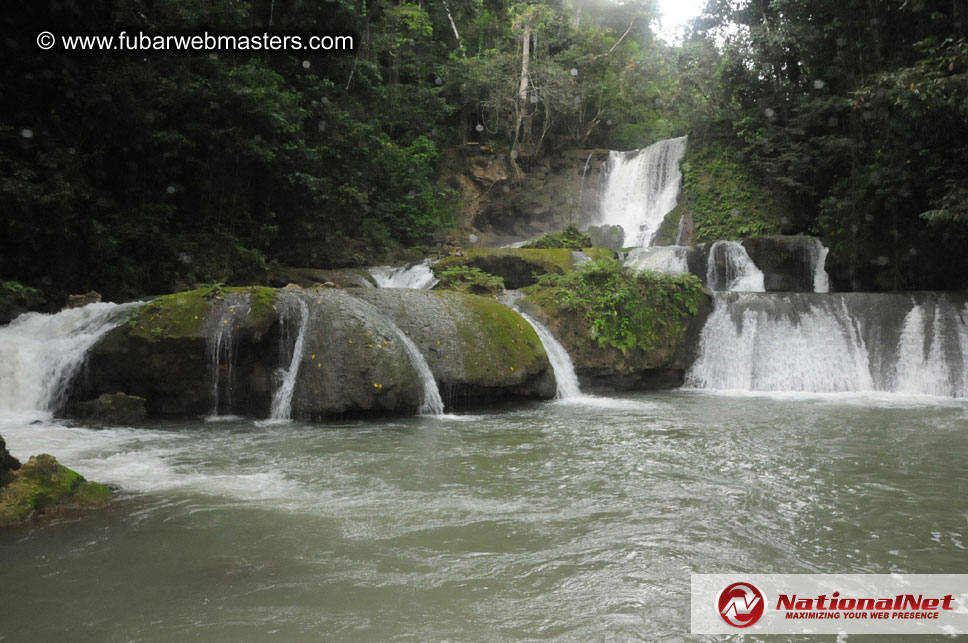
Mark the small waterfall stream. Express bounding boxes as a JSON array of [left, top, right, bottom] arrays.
[[517, 312, 581, 399], [368, 259, 439, 289], [392, 327, 445, 415], [596, 136, 687, 247], [0, 303, 134, 421], [268, 295, 311, 421]]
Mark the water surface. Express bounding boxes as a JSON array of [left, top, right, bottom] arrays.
[[2, 392, 966, 641]]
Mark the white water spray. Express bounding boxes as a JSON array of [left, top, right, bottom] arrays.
[[0, 303, 134, 421], [368, 259, 439, 289], [596, 136, 687, 247], [707, 241, 765, 292]]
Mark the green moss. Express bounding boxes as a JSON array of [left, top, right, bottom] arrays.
[[678, 138, 787, 242], [449, 293, 546, 383], [435, 266, 505, 295], [0, 454, 112, 527], [436, 248, 578, 274], [522, 224, 592, 249], [128, 289, 212, 341]]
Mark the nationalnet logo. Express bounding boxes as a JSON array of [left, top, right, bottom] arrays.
[[717, 582, 765, 628], [693, 574, 968, 635]]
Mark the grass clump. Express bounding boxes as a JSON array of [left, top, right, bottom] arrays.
[[524, 258, 704, 355], [522, 224, 592, 249], [435, 266, 505, 295]]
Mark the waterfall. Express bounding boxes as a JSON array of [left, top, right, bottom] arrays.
[[596, 136, 687, 247], [517, 312, 581, 399], [368, 259, 439, 289], [707, 241, 765, 292], [686, 292, 968, 397], [205, 295, 251, 417], [674, 215, 689, 246], [268, 295, 310, 421], [0, 303, 134, 421], [624, 246, 691, 274]]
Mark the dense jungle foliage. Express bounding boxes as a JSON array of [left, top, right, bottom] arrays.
[[2, 0, 968, 300]]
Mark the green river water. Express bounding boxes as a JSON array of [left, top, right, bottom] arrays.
[[1, 391, 966, 641]]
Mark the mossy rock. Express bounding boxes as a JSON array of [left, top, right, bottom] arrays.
[[433, 248, 600, 289], [127, 289, 212, 341], [0, 454, 112, 527]]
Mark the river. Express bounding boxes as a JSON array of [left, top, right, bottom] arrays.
[[2, 391, 965, 641]]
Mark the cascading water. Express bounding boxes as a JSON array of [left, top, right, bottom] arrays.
[[268, 295, 310, 421], [205, 295, 251, 417], [624, 246, 691, 274], [595, 136, 687, 247], [516, 312, 581, 399], [0, 303, 134, 421], [686, 292, 968, 397], [392, 328, 445, 415], [368, 259, 439, 289], [706, 241, 765, 292]]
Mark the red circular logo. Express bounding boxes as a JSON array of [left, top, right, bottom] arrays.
[[717, 582, 765, 628]]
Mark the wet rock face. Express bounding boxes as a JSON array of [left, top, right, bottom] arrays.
[[741, 236, 827, 292], [75, 287, 554, 419]]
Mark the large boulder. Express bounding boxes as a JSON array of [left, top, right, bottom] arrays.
[[352, 290, 554, 405], [74, 286, 554, 419], [74, 287, 279, 417]]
